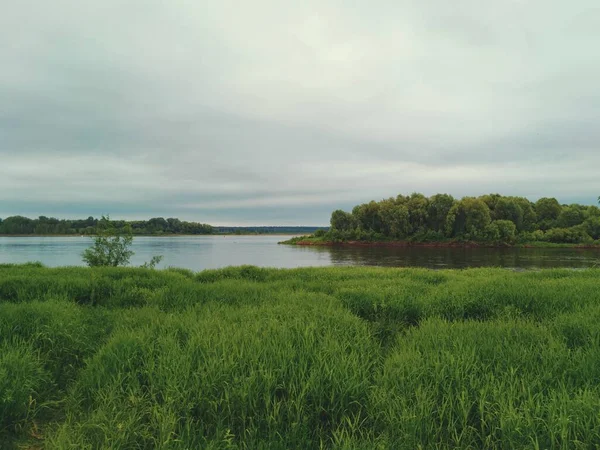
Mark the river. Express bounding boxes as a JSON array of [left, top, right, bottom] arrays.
[[0, 236, 598, 270]]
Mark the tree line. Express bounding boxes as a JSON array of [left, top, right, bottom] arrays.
[[327, 193, 600, 245], [0, 216, 214, 236]]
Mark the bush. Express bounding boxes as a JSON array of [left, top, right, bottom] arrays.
[[543, 227, 593, 244], [584, 217, 600, 240], [485, 220, 517, 244], [82, 216, 134, 267]]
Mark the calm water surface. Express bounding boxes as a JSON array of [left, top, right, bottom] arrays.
[[0, 236, 598, 270]]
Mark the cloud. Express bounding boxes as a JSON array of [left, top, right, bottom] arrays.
[[1, 0, 599, 224]]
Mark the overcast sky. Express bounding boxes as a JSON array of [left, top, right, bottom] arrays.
[[1, 1, 599, 225]]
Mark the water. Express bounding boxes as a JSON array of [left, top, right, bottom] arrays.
[[0, 236, 598, 270]]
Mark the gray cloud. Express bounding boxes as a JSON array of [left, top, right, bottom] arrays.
[[1, 0, 599, 225]]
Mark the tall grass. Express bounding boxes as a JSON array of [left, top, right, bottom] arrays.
[[1, 264, 600, 448]]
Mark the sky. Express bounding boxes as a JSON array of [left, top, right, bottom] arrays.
[[1, 1, 599, 225]]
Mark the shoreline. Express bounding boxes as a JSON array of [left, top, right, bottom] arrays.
[[286, 239, 600, 250], [0, 233, 304, 238]]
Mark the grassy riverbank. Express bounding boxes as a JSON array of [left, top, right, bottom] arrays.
[[2, 264, 600, 448]]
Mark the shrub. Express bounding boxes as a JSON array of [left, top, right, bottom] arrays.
[[543, 227, 593, 244], [485, 220, 517, 244], [82, 216, 134, 267]]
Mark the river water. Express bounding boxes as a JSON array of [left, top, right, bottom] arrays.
[[0, 236, 598, 271]]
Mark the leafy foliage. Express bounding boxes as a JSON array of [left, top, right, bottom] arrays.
[[140, 255, 164, 269], [0, 215, 213, 236], [82, 216, 134, 267], [320, 192, 599, 245]]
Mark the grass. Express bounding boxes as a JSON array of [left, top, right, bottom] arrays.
[[1, 264, 600, 448]]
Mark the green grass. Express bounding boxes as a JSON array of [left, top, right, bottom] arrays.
[[1, 264, 600, 448]]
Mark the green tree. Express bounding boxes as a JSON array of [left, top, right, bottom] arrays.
[[586, 205, 600, 219], [378, 200, 411, 239], [535, 198, 561, 230], [352, 201, 382, 233], [446, 198, 491, 239], [558, 206, 586, 228], [167, 218, 182, 233], [485, 220, 517, 244], [148, 217, 168, 234], [493, 198, 524, 230], [330, 210, 355, 232], [514, 197, 537, 232], [427, 194, 455, 232], [584, 217, 600, 240], [82, 216, 134, 267], [407, 193, 429, 232], [480, 193, 502, 212], [0, 216, 35, 234]]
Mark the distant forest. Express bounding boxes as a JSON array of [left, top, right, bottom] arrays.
[[0, 216, 213, 236], [215, 226, 324, 235], [325, 193, 600, 245], [0, 216, 324, 236]]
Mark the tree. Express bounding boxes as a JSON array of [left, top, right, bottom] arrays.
[[586, 205, 600, 219], [480, 193, 502, 212], [82, 215, 134, 267], [446, 198, 491, 239], [493, 197, 524, 230], [148, 217, 168, 234], [513, 197, 537, 232], [167, 218, 182, 233], [535, 198, 561, 230], [330, 210, 355, 232], [352, 201, 382, 233], [584, 217, 600, 240], [427, 194, 455, 232], [558, 206, 586, 228], [0, 216, 35, 234], [378, 200, 411, 239], [485, 220, 517, 244], [407, 193, 429, 232]]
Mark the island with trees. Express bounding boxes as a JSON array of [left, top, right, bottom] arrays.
[[283, 193, 600, 247]]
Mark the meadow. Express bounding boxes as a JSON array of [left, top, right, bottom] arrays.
[[2, 263, 600, 449]]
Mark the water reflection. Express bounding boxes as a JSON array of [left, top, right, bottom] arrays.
[[0, 236, 598, 270], [312, 245, 600, 269]]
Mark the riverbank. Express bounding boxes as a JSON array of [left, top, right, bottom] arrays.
[[2, 264, 600, 449], [0, 233, 303, 237], [281, 236, 600, 249]]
